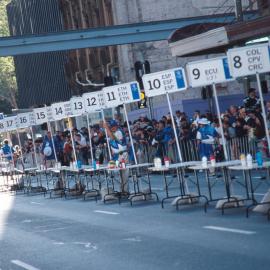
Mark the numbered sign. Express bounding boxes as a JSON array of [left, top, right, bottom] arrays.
[[4, 116, 17, 131], [0, 120, 6, 133], [34, 107, 49, 125], [17, 112, 34, 128], [103, 82, 141, 108], [70, 96, 85, 116], [142, 68, 187, 97], [51, 102, 72, 120], [83, 91, 105, 113], [186, 57, 233, 87], [227, 43, 270, 78]]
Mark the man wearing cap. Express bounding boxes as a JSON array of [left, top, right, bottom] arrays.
[[243, 88, 260, 111], [103, 120, 129, 194], [196, 118, 218, 159]]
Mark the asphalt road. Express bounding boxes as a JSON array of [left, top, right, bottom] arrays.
[[0, 173, 270, 270]]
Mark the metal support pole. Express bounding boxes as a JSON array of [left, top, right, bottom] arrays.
[[47, 121, 58, 163], [212, 83, 229, 161], [30, 127, 38, 168], [235, 0, 243, 22], [123, 103, 138, 165], [256, 73, 270, 152], [8, 132, 15, 167], [101, 109, 112, 160], [166, 93, 182, 162], [86, 114, 94, 165], [69, 127, 78, 164], [16, 128, 25, 168]]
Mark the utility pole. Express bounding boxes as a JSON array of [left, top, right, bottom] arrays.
[[235, 0, 243, 22]]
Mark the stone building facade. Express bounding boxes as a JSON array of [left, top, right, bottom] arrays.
[[110, 0, 260, 118]]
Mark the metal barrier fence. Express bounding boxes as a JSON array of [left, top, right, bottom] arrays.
[[133, 136, 266, 163]]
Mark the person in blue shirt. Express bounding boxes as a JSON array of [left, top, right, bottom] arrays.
[[103, 120, 129, 193], [1, 139, 14, 162], [105, 120, 128, 162], [196, 118, 218, 159], [162, 119, 176, 161], [41, 131, 56, 167]]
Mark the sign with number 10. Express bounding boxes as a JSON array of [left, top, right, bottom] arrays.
[[142, 68, 187, 97]]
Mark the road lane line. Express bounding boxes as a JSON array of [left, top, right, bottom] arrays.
[[94, 210, 120, 215], [252, 193, 265, 196], [11, 260, 40, 270], [30, 202, 43, 205], [203, 226, 256, 235]]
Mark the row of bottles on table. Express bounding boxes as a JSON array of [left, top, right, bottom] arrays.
[[240, 152, 263, 167], [154, 157, 170, 168], [201, 155, 216, 168], [107, 158, 126, 169], [201, 151, 264, 168]]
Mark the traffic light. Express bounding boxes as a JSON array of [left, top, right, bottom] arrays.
[[134, 61, 150, 109]]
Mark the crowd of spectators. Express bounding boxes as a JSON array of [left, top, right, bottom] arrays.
[[1, 88, 269, 167]]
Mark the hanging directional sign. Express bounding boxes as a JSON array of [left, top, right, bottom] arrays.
[[83, 91, 105, 113], [227, 43, 270, 78], [103, 82, 141, 108], [142, 67, 187, 97], [34, 107, 49, 125], [70, 96, 85, 116], [4, 116, 17, 131], [51, 101, 72, 120], [17, 112, 35, 128], [186, 57, 233, 87]]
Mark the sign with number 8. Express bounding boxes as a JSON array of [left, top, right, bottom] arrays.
[[227, 43, 270, 78]]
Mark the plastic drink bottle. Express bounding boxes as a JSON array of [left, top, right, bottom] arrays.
[[240, 154, 246, 166], [246, 154, 253, 167], [210, 155, 216, 166], [202, 156, 208, 168], [93, 160, 97, 170], [255, 151, 263, 167], [164, 156, 170, 168]]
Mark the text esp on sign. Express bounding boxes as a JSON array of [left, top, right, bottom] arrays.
[[186, 57, 233, 88], [227, 43, 270, 78], [142, 68, 187, 97]]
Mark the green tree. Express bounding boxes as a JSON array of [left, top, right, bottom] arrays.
[[0, 0, 18, 113]]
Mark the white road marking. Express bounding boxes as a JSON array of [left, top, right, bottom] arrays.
[[203, 226, 256, 235], [30, 202, 43, 205], [123, 237, 142, 242], [21, 220, 32, 223], [94, 210, 120, 215], [252, 193, 265, 196], [52, 241, 65, 245], [38, 227, 70, 233], [73, 242, 98, 249], [11, 260, 40, 270]]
